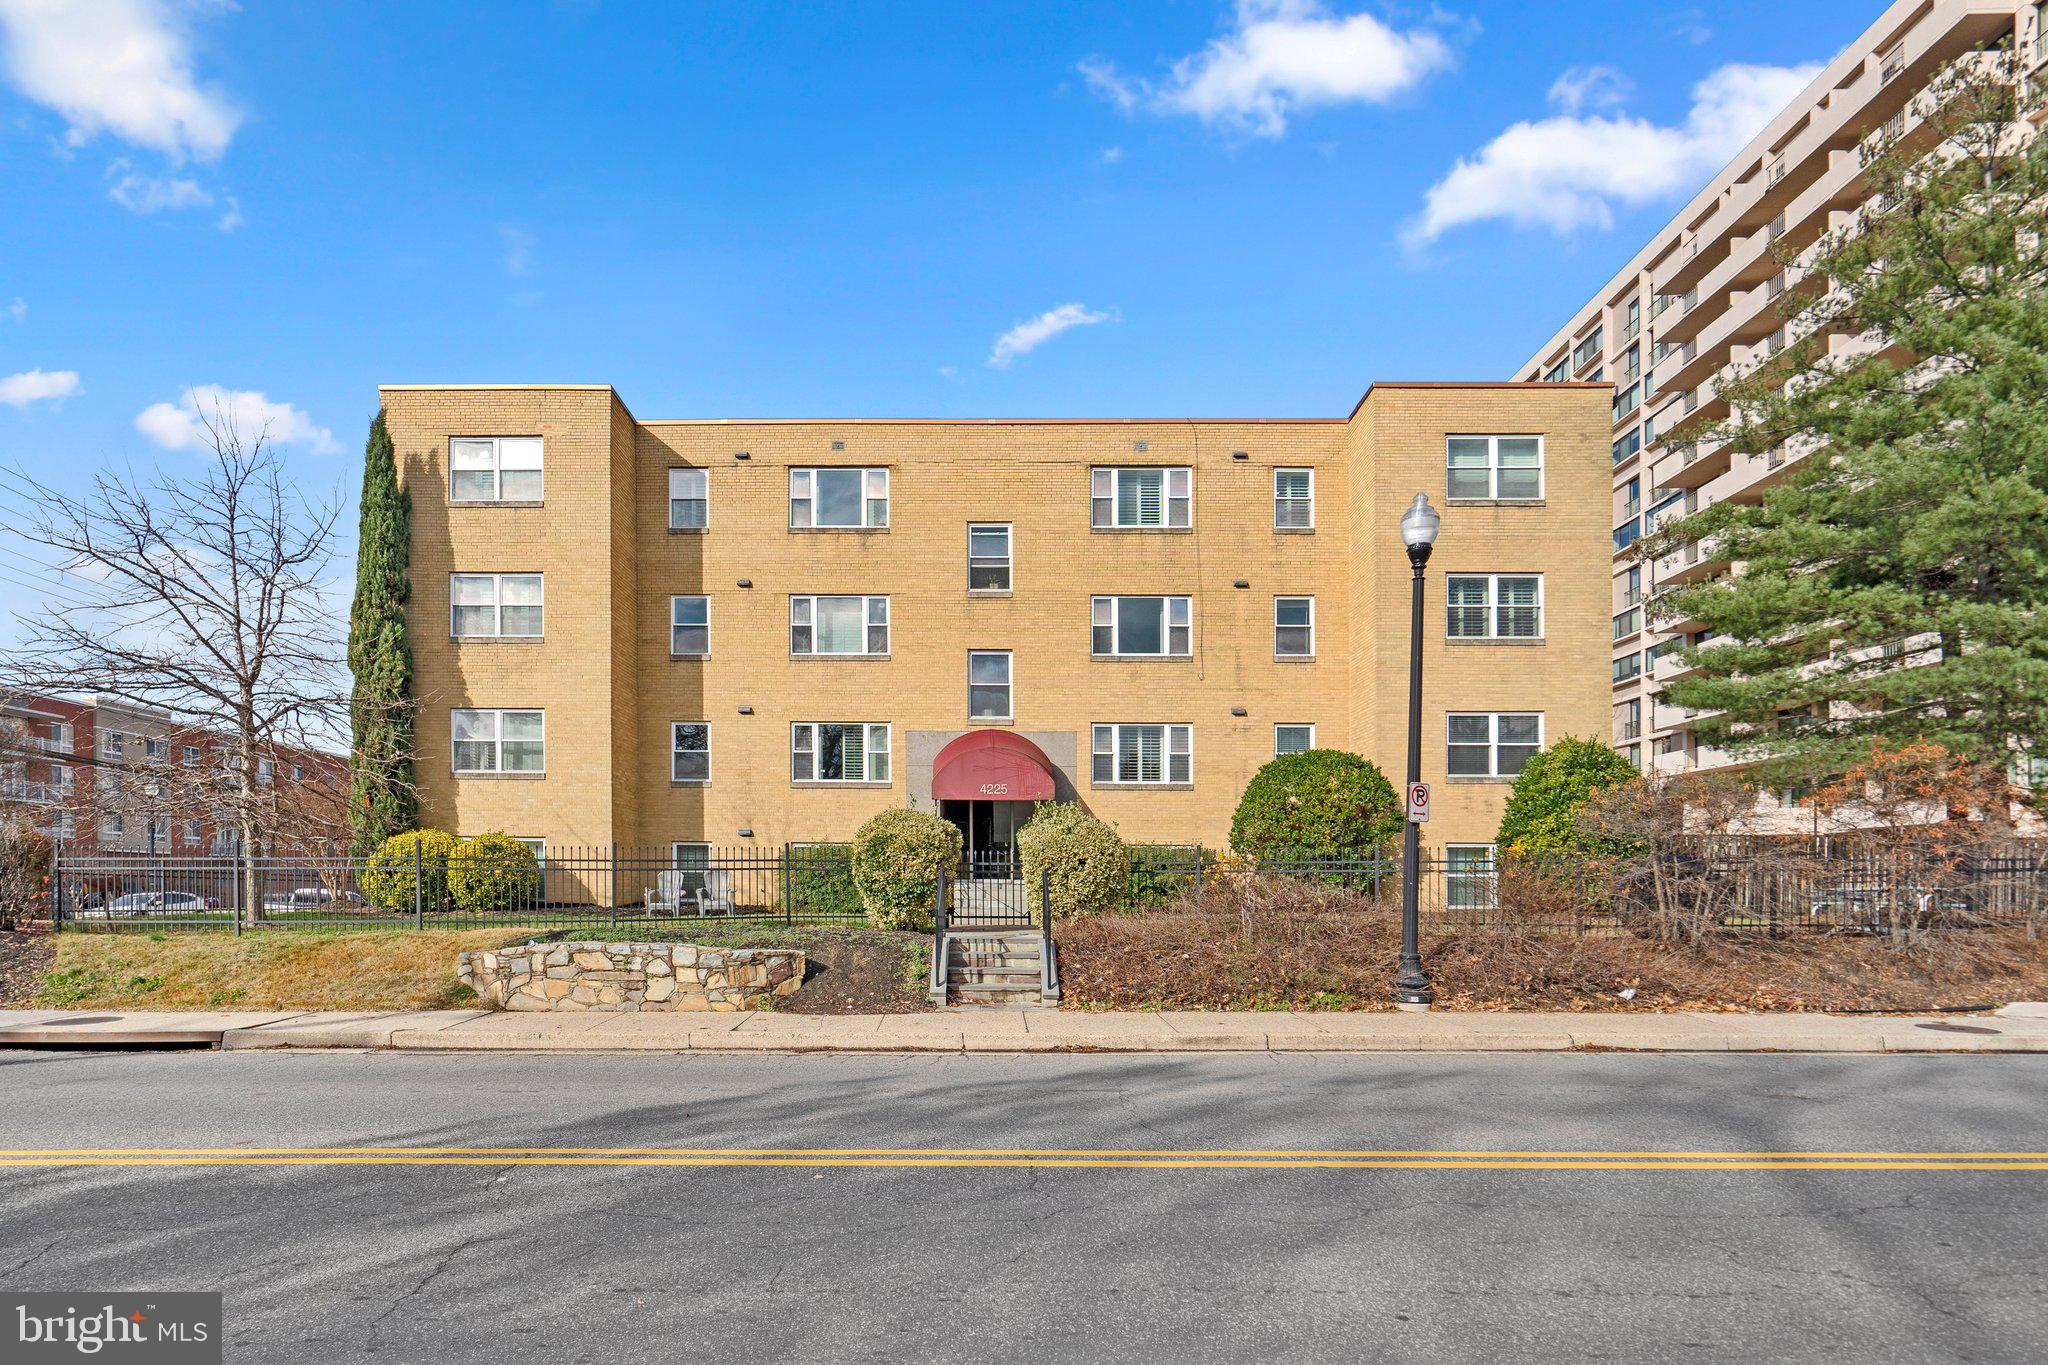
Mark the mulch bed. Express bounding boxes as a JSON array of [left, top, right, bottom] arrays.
[[0, 930, 54, 1008], [1058, 885, 2048, 1013]]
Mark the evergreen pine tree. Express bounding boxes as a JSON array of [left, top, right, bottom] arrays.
[[1649, 47, 2048, 805], [347, 411, 417, 852]]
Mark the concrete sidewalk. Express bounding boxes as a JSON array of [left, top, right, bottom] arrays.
[[3, 1004, 2047, 1053]]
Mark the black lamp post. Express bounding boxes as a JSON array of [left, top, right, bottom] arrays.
[[1395, 493, 1440, 1008]]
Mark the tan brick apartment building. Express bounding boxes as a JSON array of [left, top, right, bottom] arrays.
[[1513, 0, 2038, 814], [379, 381, 1611, 864]]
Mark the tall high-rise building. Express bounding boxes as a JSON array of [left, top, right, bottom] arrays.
[[1513, 0, 2038, 795]]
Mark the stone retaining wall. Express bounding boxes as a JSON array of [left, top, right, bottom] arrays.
[[458, 941, 805, 1012]]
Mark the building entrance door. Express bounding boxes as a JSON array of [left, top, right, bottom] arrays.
[[939, 799, 1031, 876]]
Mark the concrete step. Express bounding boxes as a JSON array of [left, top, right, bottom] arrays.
[[949, 985, 1049, 1007], [948, 968, 1042, 988]]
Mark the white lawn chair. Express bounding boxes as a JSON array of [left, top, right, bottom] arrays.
[[644, 869, 688, 916], [696, 868, 736, 916]]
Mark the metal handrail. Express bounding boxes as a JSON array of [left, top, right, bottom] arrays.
[[929, 869, 949, 1003]]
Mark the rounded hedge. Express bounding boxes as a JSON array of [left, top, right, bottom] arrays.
[[1495, 737, 1642, 856], [447, 831, 542, 913], [851, 808, 961, 931], [360, 828, 460, 915], [1017, 803, 1130, 921], [1229, 750, 1402, 859]]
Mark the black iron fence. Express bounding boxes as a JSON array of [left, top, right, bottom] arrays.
[[50, 844, 862, 932], [45, 842, 2048, 937]]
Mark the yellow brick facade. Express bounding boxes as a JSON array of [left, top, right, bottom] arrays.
[[379, 382, 1610, 856]]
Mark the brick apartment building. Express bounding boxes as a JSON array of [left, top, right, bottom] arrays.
[[1513, 0, 2040, 816], [0, 691, 342, 854], [380, 380, 1612, 866]]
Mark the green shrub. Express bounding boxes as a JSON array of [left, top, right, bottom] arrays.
[[447, 831, 542, 913], [850, 809, 961, 931], [1017, 803, 1130, 921], [1496, 737, 1642, 857], [0, 815, 52, 929], [360, 828, 460, 915], [1229, 750, 1402, 859], [788, 843, 860, 917]]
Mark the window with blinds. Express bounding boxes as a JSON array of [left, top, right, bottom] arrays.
[[790, 596, 890, 655], [1446, 575, 1542, 640], [792, 723, 891, 783], [1091, 467, 1191, 528], [1091, 723, 1192, 785], [1273, 468, 1314, 529]]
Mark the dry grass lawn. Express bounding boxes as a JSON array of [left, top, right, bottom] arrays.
[[33, 930, 541, 1012]]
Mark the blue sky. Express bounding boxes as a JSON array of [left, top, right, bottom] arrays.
[[0, 0, 1878, 640]]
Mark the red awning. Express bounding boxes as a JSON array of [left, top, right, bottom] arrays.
[[931, 730, 1058, 802]]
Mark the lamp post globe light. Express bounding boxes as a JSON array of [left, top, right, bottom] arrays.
[[1395, 493, 1439, 1008]]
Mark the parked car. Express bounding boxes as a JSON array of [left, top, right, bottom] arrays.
[[71, 891, 216, 921], [261, 886, 371, 914]]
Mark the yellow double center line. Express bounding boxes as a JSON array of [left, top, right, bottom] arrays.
[[0, 1147, 2044, 1171]]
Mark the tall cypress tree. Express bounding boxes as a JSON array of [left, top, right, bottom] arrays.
[[348, 411, 417, 852]]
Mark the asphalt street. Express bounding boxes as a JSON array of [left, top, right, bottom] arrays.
[[0, 1049, 2043, 1363]]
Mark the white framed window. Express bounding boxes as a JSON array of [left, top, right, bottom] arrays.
[[451, 709, 545, 774], [1274, 468, 1314, 529], [1445, 844, 1498, 910], [290, 762, 304, 782], [98, 731, 124, 760], [48, 763, 71, 794], [671, 722, 711, 784], [969, 651, 1012, 721], [1091, 467, 1191, 528], [449, 437, 544, 503], [791, 723, 892, 784], [49, 721, 72, 751], [668, 468, 709, 530], [1446, 574, 1543, 640], [1091, 595, 1192, 657], [257, 757, 274, 786], [144, 737, 168, 761], [100, 815, 124, 839], [48, 811, 73, 840], [181, 744, 200, 766], [790, 467, 889, 529], [451, 573, 544, 638], [1274, 596, 1315, 658], [790, 595, 890, 656], [1274, 724, 1315, 756], [1446, 435, 1543, 501], [968, 523, 1012, 593], [1091, 723, 1192, 785], [1447, 712, 1542, 777], [670, 596, 710, 656], [182, 818, 202, 847]]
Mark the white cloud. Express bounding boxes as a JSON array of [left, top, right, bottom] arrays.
[[135, 385, 339, 455], [1406, 61, 1821, 246], [0, 0, 240, 161], [215, 195, 241, 231], [1079, 0, 1451, 138], [1097, 145, 1125, 165], [987, 303, 1114, 369], [1547, 65, 1629, 116], [105, 157, 211, 213], [4, 298, 23, 322], [0, 367, 80, 407]]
